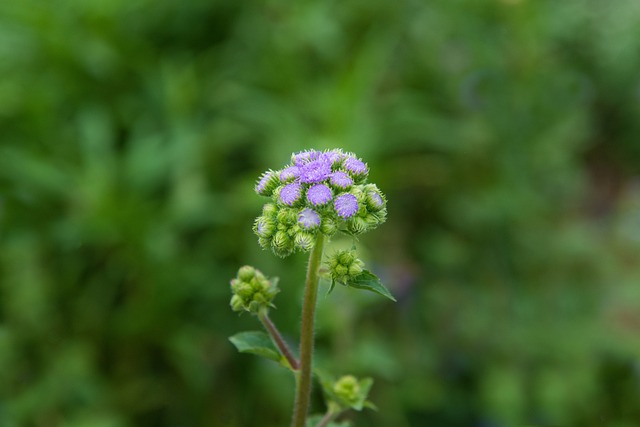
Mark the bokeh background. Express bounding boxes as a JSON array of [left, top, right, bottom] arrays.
[[2, 0, 640, 426]]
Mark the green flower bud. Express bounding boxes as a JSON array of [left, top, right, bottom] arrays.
[[237, 265, 256, 282], [229, 266, 279, 314], [262, 203, 278, 217], [272, 230, 294, 258], [348, 263, 363, 276], [258, 236, 271, 250], [230, 294, 244, 312], [320, 216, 338, 236], [333, 375, 361, 405], [364, 184, 386, 212], [255, 170, 281, 197], [294, 231, 315, 251], [276, 207, 298, 226], [347, 216, 369, 235], [254, 216, 276, 238], [338, 251, 355, 265]]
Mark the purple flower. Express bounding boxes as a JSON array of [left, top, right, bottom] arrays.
[[334, 194, 359, 218], [323, 149, 344, 165], [279, 183, 302, 205], [344, 156, 368, 176], [330, 171, 353, 189], [255, 171, 275, 195], [292, 150, 321, 166], [307, 184, 332, 206], [298, 158, 332, 184], [298, 208, 321, 229], [280, 166, 300, 182]]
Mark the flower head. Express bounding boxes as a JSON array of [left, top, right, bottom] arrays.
[[298, 158, 333, 184], [330, 171, 353, 189], [253, 149, 386, 257], [307, 184, 332, 206], [278, 183, 302, 206], [298, 208, 321, 230], [343, 155, 368, 177], [280, 166, 300, 182], [334, 193, 359, 219]]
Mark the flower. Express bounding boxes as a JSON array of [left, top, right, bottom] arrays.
[[307, 184, 332, 206], [343, 156, 368, 177], [255, 170, 279, 196], [280, 166, 300, 182], [278, 183, 302, 206], [329, 171, 353, 189], [298, 158, 333, 184], [298, 208, 321, 230], [334, 193, 359, 218], [253, 149, 387, 257]]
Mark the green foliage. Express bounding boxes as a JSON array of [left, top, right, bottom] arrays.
[[343, 270, 396, 302], [2, 0, 640, 426], [228, 331, 283, 365]]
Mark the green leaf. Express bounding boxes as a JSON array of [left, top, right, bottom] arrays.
[[347, 270, 396, 302], [228, 331, 281, 363]]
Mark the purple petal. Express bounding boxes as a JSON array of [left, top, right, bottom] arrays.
[[298, 208, 321, 229], [279, 183, 302, 205], [334, 194, 359, 219], [330, 171, 353, 189], [307, 184, 332, 206]]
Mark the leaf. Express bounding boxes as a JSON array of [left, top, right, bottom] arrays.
[[228, 331, 281, 363], [347, 270, 396, 302]]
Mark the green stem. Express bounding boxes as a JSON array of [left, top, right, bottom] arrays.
[[259, 310, 299, 370], [315, 410, 337, 427], [291, 233, 326, 427]]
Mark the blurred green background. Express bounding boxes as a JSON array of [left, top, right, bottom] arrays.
[[2, 0, 640, 426]]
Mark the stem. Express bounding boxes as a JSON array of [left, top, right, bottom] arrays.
[[259, 310, 299, 370], [315, 411, 337, 427], [291, 233, 326, 427]]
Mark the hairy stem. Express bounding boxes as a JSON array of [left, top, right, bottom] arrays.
[[259, 310, 299, 370], [291, 233, 326, 427]]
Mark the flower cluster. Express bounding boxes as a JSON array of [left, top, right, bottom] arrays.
[[326, 249, 364, 284], [230, 266, 279, 314], [253, 149, 387, 257]]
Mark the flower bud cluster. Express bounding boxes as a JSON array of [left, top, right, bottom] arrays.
[[230, 265, 279, 314], [326, 250, 364, 284], [253, 149, 387, 257], [333, 375, 362, 406]]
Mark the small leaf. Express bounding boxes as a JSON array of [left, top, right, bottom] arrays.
[[347, 270, 396, 301], [229, 331, 281, 363]]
